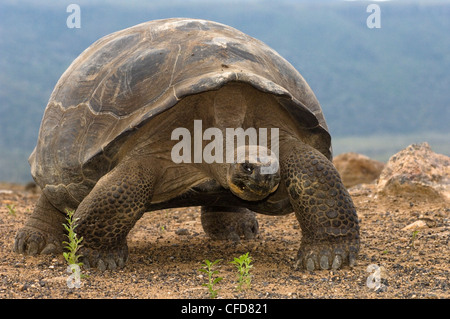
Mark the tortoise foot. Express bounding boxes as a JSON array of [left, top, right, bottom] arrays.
[[296, 239, 359, 271], [14, 195, 66, 256], [201, 206, 259, 242], [80, 245, 128, 271], [14, 227, 63, 256]]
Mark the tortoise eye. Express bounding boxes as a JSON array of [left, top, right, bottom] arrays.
[[242, 162, 254, 173]]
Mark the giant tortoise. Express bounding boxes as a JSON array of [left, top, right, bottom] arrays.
[[14, 18, 360, 271]]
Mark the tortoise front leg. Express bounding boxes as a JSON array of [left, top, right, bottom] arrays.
[[75, 160, 157, 271], [280, 139, 360, 270]]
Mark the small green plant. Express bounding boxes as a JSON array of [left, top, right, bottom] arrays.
[[410, 230, 420, 249], [230, 252, 253, 291], [158, 210, 170, 234], [6, 204, 16, 216], [199, 259, 223, 299], [62, 209, 84, 269]]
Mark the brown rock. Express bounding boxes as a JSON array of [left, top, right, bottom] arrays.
[[377, 142, 450, 202], [401, 220, 428, 231], [333, 152, 385, 188]]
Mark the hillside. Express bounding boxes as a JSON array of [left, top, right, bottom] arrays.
[[1, 0, 449, 182]]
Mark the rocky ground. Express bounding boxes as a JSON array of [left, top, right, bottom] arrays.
[[0, 143, 448, 299]]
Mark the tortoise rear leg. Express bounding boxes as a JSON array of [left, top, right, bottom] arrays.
[[280, 139, 360, 270], [75, 160, 157, 271], [201, 206, 259, 242], [14, 194, 66, 255]]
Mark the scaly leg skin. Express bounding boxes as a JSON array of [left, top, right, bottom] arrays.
[[75, 160, 156, 271], [201, 206, 259, 242], [14, 194, 66, 255], [281, 139, 360, 271]]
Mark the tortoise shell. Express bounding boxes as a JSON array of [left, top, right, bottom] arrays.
[[30, 18, 331, 210]]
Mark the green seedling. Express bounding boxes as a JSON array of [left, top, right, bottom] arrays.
[[62, 209, 84, 270], [199, 259, 223, 299], [230, 252, 253, 291], [6, 204, 16, 216], [410, 230, 420, 249], [158, 210, 170, 234]]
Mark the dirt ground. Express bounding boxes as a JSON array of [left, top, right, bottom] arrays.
[[0, 181, 448, 300]]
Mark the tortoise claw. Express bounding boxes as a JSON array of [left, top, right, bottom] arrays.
[[320, 253, 331, 270], [349, 252, 357, 268], [332, 255, 343, 270], [306, 258, 315, 271], [296, 240, 359, 271]]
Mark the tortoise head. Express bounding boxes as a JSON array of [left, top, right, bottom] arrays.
[[226, 145, 280, 201]]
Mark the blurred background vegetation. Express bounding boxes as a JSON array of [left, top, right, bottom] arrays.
[[1, 0, 449, 183]]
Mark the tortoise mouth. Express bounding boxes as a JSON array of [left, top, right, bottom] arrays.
[[229, 180, 279, 201]]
